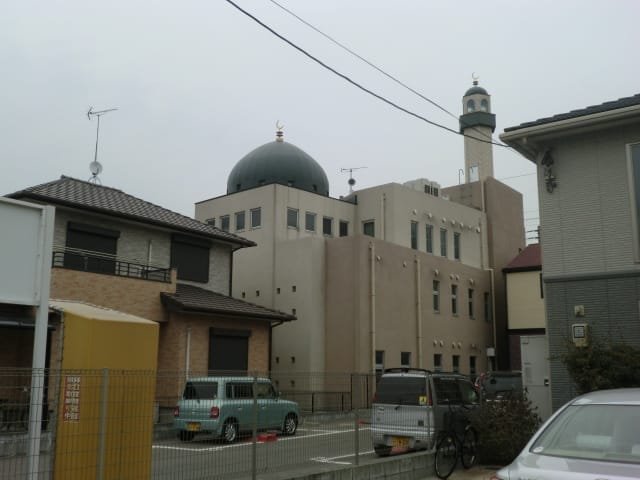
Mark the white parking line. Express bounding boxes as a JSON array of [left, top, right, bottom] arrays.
[[310, 450, 375, 465]]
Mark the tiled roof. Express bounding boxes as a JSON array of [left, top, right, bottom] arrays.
[[161, 284, 296, 323], [7, 176, 255, 247], [504, 94, 640, 132], [503, 244, 541, 272]]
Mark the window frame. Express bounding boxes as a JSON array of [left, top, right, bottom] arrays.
[[363, 220, 375, 237], [468, 288, 474, 318], [323, 216, 333, 236], [426, 224, 433, 253], [410, 221, 418, 249], [339, 220, 349, 237], [305, 211, 317, 232], [440, 228, 448, 257], [287, 208, 299, 229], [235, 211, 245, 232], [220, 215, 230, 232], [451, 284, 458, 315], [454, 232, 461, 260], [433, 280, 440, 313], [250, 207, 261, 229]]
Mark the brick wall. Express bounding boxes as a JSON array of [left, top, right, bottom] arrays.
[[50, 268, 176, 322]]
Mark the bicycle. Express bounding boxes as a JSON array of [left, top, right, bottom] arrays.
[[433, 400, 478, 479]]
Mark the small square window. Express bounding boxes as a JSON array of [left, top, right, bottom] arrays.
[[276, 287, 281, 294], [323, 217, 333, 236], [221, 215, 230, 232], [305, 212, 316, 232], [251, 208, 261, 229], [434, 354, 442, 373], [401, 351, 411, 368], [339, 221, 349, 237], [235, 211, 245, 231], [292, 285, 297, 292], [292, 308, 296, 315], [287, 208, 299, 229], [241, 292, 246, 298], [452, 355, 460, 373], [363, 220, 375, 237], [255, 290, 260, 297]]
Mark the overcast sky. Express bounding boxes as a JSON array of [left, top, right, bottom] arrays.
[[2, 1, 639, 240]]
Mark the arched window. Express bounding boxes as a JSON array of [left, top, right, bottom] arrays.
[[466, 99, 475, 112], [480, 99, 489, 112]]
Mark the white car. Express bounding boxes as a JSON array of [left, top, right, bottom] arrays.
[[492, 388, 640, 480]]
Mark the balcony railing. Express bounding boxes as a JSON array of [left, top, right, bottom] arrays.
[[52, 248, 172, 283]]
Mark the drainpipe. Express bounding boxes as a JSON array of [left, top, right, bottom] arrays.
[[369, 242, 376, 374], [415, 256, 423, 368], [381, 194, 386, 241], [185, 326, 191, 378], [486, 268, 497, 371]]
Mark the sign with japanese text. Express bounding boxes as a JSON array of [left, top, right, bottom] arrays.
[[63, 376, 81, 422]]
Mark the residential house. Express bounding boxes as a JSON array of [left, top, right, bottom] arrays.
[[6, 176, 294, 406], [501, 93, 640, 410]]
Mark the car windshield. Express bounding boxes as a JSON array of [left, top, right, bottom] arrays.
[[183, 381, 218, 400], [531, 404, 640, 464], [375, 377, 426, 405]]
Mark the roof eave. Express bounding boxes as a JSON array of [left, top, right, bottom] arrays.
[[10, 192, 256, 249], [500, 104, 640, 163]]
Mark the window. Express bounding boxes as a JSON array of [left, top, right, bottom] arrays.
[[440, 228, 447, 257], [467, 99, 475, 112], [64, 222, 119, 274], [305, 212, 316, 232], [468, 288, 474, 318], [363, 220, 375, 237], [451, 284, 458, 315], [469, 356, 477, 377], [323, 217, 333, 236], [205, 218, 215, 227], [452, 355, 460, 373], [235, 211, 245, 231], [433, 280, 440, 312], [484, 292, 491, 322], [375, 350, 385, 379], [540, 273, 544, 298], [410, 221, 418, 249], [480, 99, 489, 112], [454, 232, 461, 260], [401, 352, 411, 368], [170, 234, 210, 283], [339, 220, 349, 237], [250, 208, 261, 228], [426, 225, 433, 253], [433, 354, 442, 373], [287, 208, 298, 228], [220, 215, 230, 232]]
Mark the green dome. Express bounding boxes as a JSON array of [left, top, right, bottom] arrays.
[[227, 140, 329, 196], [465, 85, 488, 96]]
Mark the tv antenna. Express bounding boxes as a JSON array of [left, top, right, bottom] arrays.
[[87, 106, 118, 184], [341, 166, 367, 194]]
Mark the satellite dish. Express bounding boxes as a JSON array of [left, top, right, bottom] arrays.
[[90, 161, 103, 176]]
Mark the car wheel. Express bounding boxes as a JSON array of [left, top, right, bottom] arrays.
[[178, 430, 195, 442], [374, 444, 392, 456], [222, 419, 238, 443], [282, 413, 298, 436]]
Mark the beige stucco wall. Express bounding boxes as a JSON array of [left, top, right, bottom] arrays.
[[506, 270, 545, 330], [325, 235, 493, 375]]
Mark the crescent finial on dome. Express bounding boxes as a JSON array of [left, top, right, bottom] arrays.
[[276, 121, 284, 142]]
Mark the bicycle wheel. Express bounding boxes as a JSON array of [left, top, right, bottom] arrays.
[[461, 426, 477, 469], [434, 433, 458, 479]]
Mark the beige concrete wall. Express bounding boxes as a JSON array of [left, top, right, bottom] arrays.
[[506, 270, 545, 330], [326, 235, 493, 375]]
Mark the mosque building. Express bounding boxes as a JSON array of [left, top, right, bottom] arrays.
[[195, 81, 524, 379]]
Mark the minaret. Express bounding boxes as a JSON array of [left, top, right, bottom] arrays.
[[459, 77, 496, 183]]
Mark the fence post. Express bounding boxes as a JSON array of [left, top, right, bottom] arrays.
[[252, 373, 257, 480], [97, 368, 109, 480], [354, 409, 360, 466]]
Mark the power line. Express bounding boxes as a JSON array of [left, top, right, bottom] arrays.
[[225, 0, 508, 148], [267, 0, 508, 147]]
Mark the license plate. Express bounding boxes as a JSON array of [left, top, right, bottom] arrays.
[[188, 423, 201, 432], [391, 436, 409, 447]]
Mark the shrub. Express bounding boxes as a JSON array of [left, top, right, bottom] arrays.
[[470, 392, 541, 466], [561, 341, 640, 394]]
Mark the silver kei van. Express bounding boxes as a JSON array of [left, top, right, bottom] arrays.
[[371, 368, 479, 456]]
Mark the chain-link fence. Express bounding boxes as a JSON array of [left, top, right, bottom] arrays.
[[0, 369, 383, 480]]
